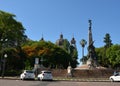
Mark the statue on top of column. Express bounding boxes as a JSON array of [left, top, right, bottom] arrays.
[[87, 20, 98, 69]]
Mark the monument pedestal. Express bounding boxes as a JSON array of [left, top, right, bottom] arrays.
[[67, 66, 73, 77], [87, 58, 92, 65], [34, 64, 40, 76], [34, 64, 40, 69]]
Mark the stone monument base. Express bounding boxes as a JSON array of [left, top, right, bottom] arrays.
[[75, 64, 90, 70], [75, 64, 107, 70]]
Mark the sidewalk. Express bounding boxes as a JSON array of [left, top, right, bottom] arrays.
[[0, 76, 19, 80], [54, 77, 110, 82], [0, 76, 110, 82]]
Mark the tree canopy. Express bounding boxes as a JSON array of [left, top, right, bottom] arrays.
[[103, 33, 113, 48], [0, 10, 27, 74], [0, 10, 27, 47], [96, 33, 120, 69], [22, 40, 72, 69], [106, 44, 120, 68]]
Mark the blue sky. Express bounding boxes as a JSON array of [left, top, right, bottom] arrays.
[[0, 0, 120, 64]]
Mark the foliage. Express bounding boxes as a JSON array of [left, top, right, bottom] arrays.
[[95, 47, 108, 67], [106, 44, 120, 68], [63, 39, 70, 52], [60, 39, 78, 68], [0, 10, 27, 75], [25, 59, 33, 70], [69, 45, 78, 68], [80, 39, 87, 47], [22, 40, 71, 69], [0, 10, 27, 69], [0, 47, 26, 71], [103, 33, 113, 48], [80, 39, 87, 64], [0, 10, 27, 47], [95, 33, 114, 68], [96, 44, 120, 69]]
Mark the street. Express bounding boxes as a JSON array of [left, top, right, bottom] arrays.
[[0, 80, 120, 86]]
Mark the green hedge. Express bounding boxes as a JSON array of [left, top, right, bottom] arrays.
[[5, 70, 22, 76]]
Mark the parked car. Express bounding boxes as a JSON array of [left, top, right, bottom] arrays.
[[20, 70, 35, 80], [109, 72, 120, 82], [37, 70, 53, 81]]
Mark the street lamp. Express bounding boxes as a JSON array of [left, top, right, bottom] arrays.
[[0, 38, 8, 78], [1, 54, 7, 78], [1, 38, 8, 41]]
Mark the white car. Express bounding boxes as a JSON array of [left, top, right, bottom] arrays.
[[37, 70, 53, 81], [109, 72, 120, 82], [20, 70, 35, 80]]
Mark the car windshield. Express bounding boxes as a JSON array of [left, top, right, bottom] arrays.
[[44, 71, 51, 74], [26, 70, 34, 73], [113, 71, 120, 76]]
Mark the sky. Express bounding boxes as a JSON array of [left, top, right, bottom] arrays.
[[0, 0, 120, 64]]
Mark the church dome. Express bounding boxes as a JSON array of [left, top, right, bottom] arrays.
[[71, 37, 76, 44], [56, 33, 64, 46], [40, 34, 44, 41]]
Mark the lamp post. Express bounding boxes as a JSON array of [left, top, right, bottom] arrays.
[[1, 54, 7, 78], [0, 38, 8, 78]]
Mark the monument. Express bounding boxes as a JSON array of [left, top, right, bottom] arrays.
[[86, 20, 98, 69], [75, 20, 98, 70]]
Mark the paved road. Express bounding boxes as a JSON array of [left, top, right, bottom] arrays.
[[0, 80, 120, 86]]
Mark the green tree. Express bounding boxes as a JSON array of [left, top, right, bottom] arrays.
[[103, 33, 113, 48], [95, 33, 113, 68], [0, 10, 27, 47], [95, 47, 109, 67], [96, 44, 120, 69], [106, 44, 120, 68], [63, 39, 70, 52], [0, 10, 27, 75], [22, 40, 70, 69], [3, 48, 26, 70], [69, 45, 78, 68], [64, 39, 78, 68]]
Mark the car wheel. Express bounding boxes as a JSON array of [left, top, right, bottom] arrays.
[[110, 78, 114, 82], [38, 78, 40, 81], [22, 78, 25, 80], [21, 78, 23, 80]]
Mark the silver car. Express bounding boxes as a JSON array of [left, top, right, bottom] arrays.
[[37, 70, 53, 81], [20, 70, 35, 80]]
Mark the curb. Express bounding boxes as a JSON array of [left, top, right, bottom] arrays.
[[53, 78, 110, 82], [0, 77, 110, 82], [0, 77, 19, 80]]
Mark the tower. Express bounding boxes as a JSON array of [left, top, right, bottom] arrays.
[[56, 33, 64, 46], [40, 34, 44, 41], [71, 36, 76, 48]]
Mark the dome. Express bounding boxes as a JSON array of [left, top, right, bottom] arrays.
[[40, 34, 44, 41], [40, 37, 44, 41], [56, 33, 64, 46], [71, 37, 76, 44]]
